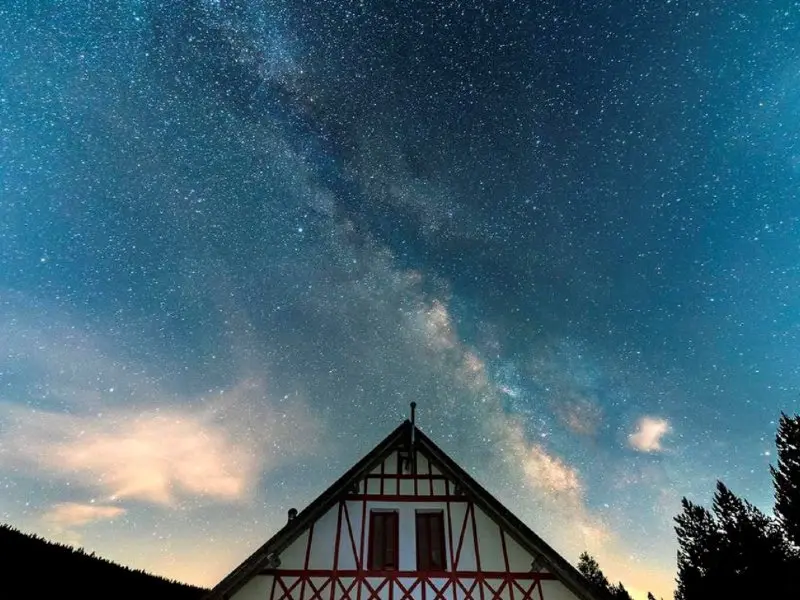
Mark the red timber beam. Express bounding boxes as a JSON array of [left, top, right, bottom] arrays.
[[358, 496, 367, 600], [344, 494, 466, 502], [363, 474, 450, 480], [267, 571, 556, 600], [299, 523, 315, 600], [342, 501, 361, 570], [270, 570, 556, 580], [331, 500, 344, 600]]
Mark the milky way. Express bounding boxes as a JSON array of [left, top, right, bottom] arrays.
[[2, 2, 799, 598]]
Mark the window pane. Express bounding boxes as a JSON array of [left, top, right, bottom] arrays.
[[385, 513, 397, 568], [370, 512, 398, 570], [416, 512, 446, 571], [416, 513, 430, 570], [371, 513, 385, 569], [430, 513, 444, 569]]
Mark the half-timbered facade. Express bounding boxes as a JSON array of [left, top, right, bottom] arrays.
[[208, 407, 609, 600]]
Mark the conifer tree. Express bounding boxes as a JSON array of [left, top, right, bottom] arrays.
[[676, 481, 794, 598], [711, 481, 791, 594], [674, 497, 720, 600], [771, 412, 800, 548], [646, 593, 657, 600], [577, 552, 610, 593], [608, 582, 633, 600]]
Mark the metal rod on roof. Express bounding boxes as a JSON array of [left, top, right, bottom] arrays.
[[410, 402, 417, 474]]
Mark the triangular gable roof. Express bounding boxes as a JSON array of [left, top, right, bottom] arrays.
[[207, 420, 611, 600]]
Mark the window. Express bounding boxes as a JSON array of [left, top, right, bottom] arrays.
[[368, 511, 398, 570], [416, 511, 446, 571]]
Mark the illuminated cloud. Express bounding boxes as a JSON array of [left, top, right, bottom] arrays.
[[0, 368, 320, 507], [0, 405, 258, 505], [43, 502, 126, 529], [629, 417, 671, 453], [0, 299, 322, 508]]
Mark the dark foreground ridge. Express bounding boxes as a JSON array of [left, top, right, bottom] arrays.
[[0, 523, 208, 599]]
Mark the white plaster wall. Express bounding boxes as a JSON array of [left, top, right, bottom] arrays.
[[336, 500, 364, 569], [473, 507, 504, 571], [503, 529, 535, 572], [384, 451, 398, 474], [449, 502, 476, 571], [367, 477, 381, 494], [384, 477, 398, 495], [539, 580, 582, 600], [231, 575, 273, 600], [279, 529, 309, 569], [308, 499, 341, 569]]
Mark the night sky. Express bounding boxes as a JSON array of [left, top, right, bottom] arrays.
[[2, 2, 799, 598]]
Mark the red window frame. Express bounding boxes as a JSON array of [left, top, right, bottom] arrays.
[[368, 510, 399, 570], [416, 511, 447, 571]]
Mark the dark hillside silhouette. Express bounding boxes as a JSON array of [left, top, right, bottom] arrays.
[[0, 523, 207, 599]]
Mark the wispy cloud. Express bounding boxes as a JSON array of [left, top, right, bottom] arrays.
[[629, 417, 671, 453], [0, 301, 321, 508], [42, 502, 126, 529], [0, 403, 261, 505]]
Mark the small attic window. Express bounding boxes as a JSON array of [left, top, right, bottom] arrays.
[[368, 511, 399, 570]]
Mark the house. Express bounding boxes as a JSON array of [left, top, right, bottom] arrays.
[[208, 404, 609, 600]]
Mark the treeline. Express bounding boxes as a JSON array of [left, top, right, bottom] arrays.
[[579, 412, 800, 599], [0, 523, 207, 599]]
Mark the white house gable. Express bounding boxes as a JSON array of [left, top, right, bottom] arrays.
[[213, 418, 598, 600]]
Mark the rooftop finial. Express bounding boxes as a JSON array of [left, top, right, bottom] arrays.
[[410, 402, 417, 447]]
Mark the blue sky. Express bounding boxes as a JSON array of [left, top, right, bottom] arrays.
[[2, 2, 799, 598]]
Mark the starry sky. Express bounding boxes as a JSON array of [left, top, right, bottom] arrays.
[[2, 1, 799, 598]]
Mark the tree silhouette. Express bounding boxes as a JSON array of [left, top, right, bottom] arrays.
[[646, 593, 657, 600], [608, 582, 633, 600], [714, 481, 792, 593], [674, 497, 720, 600], [676, 480, 796, 598], [577, 551, 610, 592], [772, 412, 800, 548], [577, 551, 632, 599]]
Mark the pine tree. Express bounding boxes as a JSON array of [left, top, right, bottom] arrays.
[[676, 481, 794, 598], [711, 481, 793, 594], [646, 593, 657, 600], [771, 412, 800, 548], [609, 582, 633, 600], [577, 551, 610, 593], [674, 497, 721, 600]]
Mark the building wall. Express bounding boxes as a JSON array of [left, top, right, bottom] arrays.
[[231, 449, 581, 600]]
